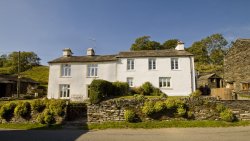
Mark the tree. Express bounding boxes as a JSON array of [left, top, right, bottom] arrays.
[[0, 54, 7, 67], [130, 36, 161, 51], [186, 41, 209, 64], [5, 52, 40, 73], [162, 39, 178, 49]]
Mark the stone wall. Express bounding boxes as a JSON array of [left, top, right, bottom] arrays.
[[87, 98, 250, 123]]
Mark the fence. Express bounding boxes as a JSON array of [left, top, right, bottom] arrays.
[[211, 88, 233, 100]]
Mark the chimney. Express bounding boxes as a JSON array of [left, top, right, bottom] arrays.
[[175, 41, 185, 50], [63, 48, 73, 57], [87, 48, 95, 56]]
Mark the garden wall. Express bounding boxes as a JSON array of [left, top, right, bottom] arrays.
[[87, 98, 250, 123]]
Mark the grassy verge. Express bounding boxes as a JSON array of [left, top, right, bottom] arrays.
[[0, 123, 62, 130], [85, 120, 250, 130]]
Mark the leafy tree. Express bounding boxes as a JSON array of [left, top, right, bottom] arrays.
[[0, 54, 7, 67], [5, 52, 40, 73], [186, 41, 209, 64], [130, 36, 161, 51], [162, 39, 178, 49]]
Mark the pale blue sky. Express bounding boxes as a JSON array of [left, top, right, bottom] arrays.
[[0, 0, 250, 65]]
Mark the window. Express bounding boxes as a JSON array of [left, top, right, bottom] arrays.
[[127, 77, 134, 87], [59, 84, 70, 98], [61, 64, 71, 76], [87, 64, 98, 77], [159, 77, 171, 88], [148, 58, 156, 70], [171, 58, 179, 70], [127, 59, 134, 70], [242, 83, 250, 90]]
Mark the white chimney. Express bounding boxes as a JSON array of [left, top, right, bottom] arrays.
[[87, 48, 95, 56], [63, 48, 73, 57], [175, 41, 185, 50]]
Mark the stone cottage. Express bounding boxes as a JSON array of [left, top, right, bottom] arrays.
[[224, 39, 250, 93]]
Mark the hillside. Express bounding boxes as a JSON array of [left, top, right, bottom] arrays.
[[21, 66, 49, 85]]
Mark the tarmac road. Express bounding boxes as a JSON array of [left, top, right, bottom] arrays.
[[1, 126, 250, 141]]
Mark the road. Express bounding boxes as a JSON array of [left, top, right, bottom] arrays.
[[1, 126, 250, 141]]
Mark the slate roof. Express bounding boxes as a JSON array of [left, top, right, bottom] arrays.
[[48, 49, 193, 63], [0, 75, 39, 84], [198, 73, 221, 80]]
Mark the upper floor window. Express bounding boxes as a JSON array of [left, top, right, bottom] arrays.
[[87, 64, 98, 77], [127, 77, 134, 87], [159, 77, 171, 88], [59, 84, 70, 98], [148, 58, 156, 70], [61, 64, 71, 77], [127, 59, 134, 70], [171, 58, 179, 70]]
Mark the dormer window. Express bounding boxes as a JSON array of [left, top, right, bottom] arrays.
[[61, 64, 71, 77]]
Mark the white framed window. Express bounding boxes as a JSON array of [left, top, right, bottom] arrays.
[[61, 64, 71, 77], [171, 58, 179, 70], [127, 59, 134, 70], [59, 84, 70, 98], [148, 58, 156, 70], [159, 77, 171, 88], [87, 64, 98, 77], [127, 77, 134, 87]]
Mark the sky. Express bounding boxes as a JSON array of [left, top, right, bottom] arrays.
[[0, 0, 250, 65]]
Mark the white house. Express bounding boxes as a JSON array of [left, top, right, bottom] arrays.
[[47, 42, 196, 101]]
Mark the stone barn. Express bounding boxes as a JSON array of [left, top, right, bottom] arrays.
[[224, 39, 250, 94]]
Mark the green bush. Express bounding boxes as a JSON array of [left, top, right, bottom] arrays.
[[124, 110, 136, 122], [0, 102, 16, 120], [14, 102, 31, 118], [133, 94, 145, 102], [38, 109, 56, 125], [164, 99, 176, 109], [152, 88, 165, 96], [176, 106, 186, 117], [47, 100, 66, 116], [154, 101, 165, 113], [190, 90, 202, 97], [187, 111, 194, 119], [216, 104, 226, 112], [31, 99, 46, 113], [142, 101, 155, 116], [89, 79, 113, 104], [112, 81, 129, 96], [220, 109, 235, 122], [141, 82, 154, 95]]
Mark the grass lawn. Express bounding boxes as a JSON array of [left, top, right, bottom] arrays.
[[85, 120, 250, 130], [0, 123, 62, 130]]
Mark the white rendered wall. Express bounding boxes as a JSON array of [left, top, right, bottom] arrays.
[[116, 57, 195, 96], [47, 62, 117, 101]]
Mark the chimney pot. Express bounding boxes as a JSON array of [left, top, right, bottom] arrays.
[[63, 48, 73, 57], [87, 48, 95, 56], [175, 41, 185, 50]]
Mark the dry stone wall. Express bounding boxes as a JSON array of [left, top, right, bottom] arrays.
[[87, 98, 250, 123]]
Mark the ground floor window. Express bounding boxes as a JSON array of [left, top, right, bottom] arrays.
[[59, 84, 70, 98], [159, 77, 171, 88], [127, 77, 134, 87]]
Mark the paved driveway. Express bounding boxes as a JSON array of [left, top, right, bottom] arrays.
[[1, 126, 250, 141]]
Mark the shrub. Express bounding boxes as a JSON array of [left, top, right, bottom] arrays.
[[133, 94, 145, 102], [187, 111, 194, 119], [38, 109, 56, 125], [176, 106, 186, 117], [0, 102, 16, 120], [47, 100, 66, 116], [216, 104, 226, 112], [124, 110, 136, 122], [154, 101, 165, 113], [160, 93, 167, 98], [220, 109, 235, 122], [142, 101, 155, 116], [112, 81, 129, 96], [152, 88, 165, 96], [164, 99, 176, 109], [31, 99, 46, 113], [89, 79, 113, 104], [190, 90, 202, 97], [14, 102, 31, 118], [141, 82, 154, 95]]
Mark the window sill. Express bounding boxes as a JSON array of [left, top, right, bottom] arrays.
[[171, 69, 181, 71], [148, 69, 157, 71], [86, 76, 99, 78], [127, 70, 135, 72], [60, 97, 70, 99], [160, 87, 173, 90], [60, 76, 72, 78]]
